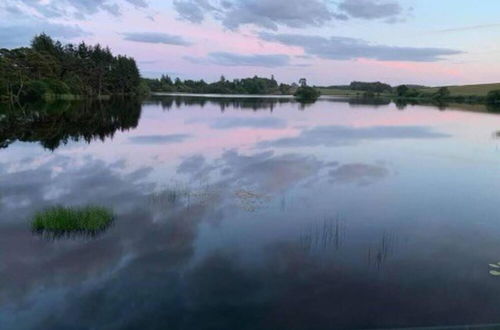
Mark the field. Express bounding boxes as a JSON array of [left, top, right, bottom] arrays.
[[315, 88, 377, 96], [418, 83, 500, 96]]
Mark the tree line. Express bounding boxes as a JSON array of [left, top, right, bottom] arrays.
[[0, 34, 145, 103], [143, 75, 298, 95]]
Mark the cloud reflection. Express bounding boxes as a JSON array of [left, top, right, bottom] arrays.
[[129, 134, 191, 144], [188, 116, 287, 129], [329, 163, 389, 185], [259, 125, 450, 148]]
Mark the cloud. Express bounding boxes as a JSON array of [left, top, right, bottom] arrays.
[[189, 117, 287, 129], [5, 0, 149, 20], [220, 0, 335, 30], [338, 0, 403, 21], [172, 0, 345, 30], [258, 125, 449, 148], [173, 0, 214, 23], [185, 52, 290, 67], [125, 0, 148, 8], [0, 20, 87, 48], [259, 32, 463, 62], [101, 2, 121, 16], [122, 32, 191, 46], [128, 134, 191, 144], [68, 0, 121, 16]]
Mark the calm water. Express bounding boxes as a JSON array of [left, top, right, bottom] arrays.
[[2, 96, 500, 329]]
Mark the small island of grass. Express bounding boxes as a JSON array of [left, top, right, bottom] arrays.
[[32, 206, 114, 236]]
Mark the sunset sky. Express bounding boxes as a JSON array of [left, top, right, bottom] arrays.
[[2, 0, 500, 86]]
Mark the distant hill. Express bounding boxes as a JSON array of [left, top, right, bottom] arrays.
[[418, 83, 500, 96], [317, 82, 500, 99]]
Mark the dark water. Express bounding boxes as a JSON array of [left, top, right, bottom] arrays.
[[2, 96, 500, 329]]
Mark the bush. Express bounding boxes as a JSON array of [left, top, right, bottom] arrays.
[[137, 80, 151, 96], [21, 80, 51, 101], [396, 85, 409, 97], [486, 90, 500, 104], [63, 75, 86, 95], [434, 87, 450, 99], [43, 79, 70, 95], [294, 86, 321, 101]]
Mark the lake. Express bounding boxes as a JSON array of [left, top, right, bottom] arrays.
[[2, 96, 500, 329]]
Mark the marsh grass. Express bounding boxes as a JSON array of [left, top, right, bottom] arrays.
[[32, 206, 114, 237]]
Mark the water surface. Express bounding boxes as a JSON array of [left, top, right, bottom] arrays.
[[2, 96, 500, 329]]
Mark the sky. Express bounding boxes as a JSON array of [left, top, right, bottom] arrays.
[[1, 0, 500, 86]]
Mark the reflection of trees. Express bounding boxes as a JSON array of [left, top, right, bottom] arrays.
[[347, 97, 391, 107], [395, 99, 500, 113], [0, 98, 142, 150], [486, 103, 500, 113], [148, 95, 304, 112]]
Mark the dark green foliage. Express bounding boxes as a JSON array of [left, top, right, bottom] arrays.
[[396, 85, 409, 97], [405, 89, 421, 97], [32, 206, 114, 235], [294, 86, 321, 101], [434, 87, 450, 99], [486, 90, 500, 104], [322, 81, 394, 94], [143, 75, 288, 95], [0, 33, 142, 102], [349, 81, 393, 93], [22, 80, 51, 101], [137, 80, 151, 96]]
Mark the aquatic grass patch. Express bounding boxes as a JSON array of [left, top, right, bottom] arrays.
[[32, 206, 114, 237]]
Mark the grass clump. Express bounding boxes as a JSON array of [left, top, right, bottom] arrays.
[[32, 206, 114, 235]]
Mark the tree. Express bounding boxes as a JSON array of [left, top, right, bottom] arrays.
[[349, 81, 392, 93], [0, 34, 142, 101], [142, 75, 283, 95], [279, 83, 291, 95], [486, 90, 500, 104], [396, 85, 409, 97], [160, 74, 173, 86], [434, 87, 450, 99], [294, 86, 320, 101], [31, 34, 59, 57]]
